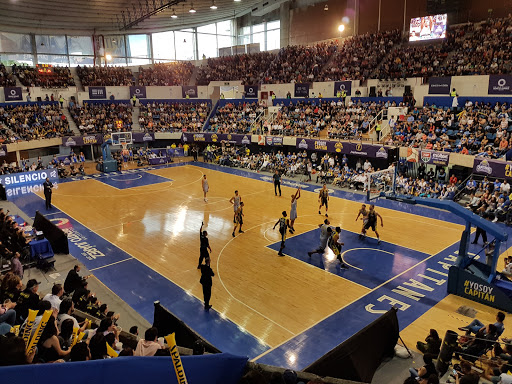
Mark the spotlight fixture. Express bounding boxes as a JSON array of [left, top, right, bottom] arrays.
[[210, 0, 217, 9], [324, 4, 328, 11], [171, 9, 178, 18], [189, 3, 196, 13], [234, 0, 241, 2], [105, 54, 112, 61], [338, 24, 345, 32]]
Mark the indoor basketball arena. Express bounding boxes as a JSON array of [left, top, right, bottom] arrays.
[[0, 1, 511, 383]]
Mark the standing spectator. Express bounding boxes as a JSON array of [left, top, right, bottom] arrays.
[[10, 252, 23, 279]]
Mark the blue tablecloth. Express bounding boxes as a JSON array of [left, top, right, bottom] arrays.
[[148, 157, 169, 165], [30, 238, 53, 259]]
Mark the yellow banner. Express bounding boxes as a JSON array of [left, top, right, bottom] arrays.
[[22, 309, 38, 349], [165, 333, 188, 384], [71, 327, 79, 348], [26, 310, 52, 355]]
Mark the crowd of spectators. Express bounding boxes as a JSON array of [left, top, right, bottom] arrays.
[[0, 64, 16, 87], [137, 62, 194, 86], [443, 16, 512, 76], [138, 101, 210, 132], [76, 66, 134, 87], [207, 101, 263, 134], [69, 102, 132, 134], [196, 52, 274, 85], [319, 29, 402, 82], [0, 104, 71, 141], [388, 101, 512, 158], [263, 42, 338, 84], [13, 65, 75, 88]]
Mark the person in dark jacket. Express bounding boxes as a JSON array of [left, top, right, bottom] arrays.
[[416, 329, 441, 356], [199, 257, 215, 310], [64, 265, 88, 295]]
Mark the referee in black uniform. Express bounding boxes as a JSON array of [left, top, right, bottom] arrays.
[[43, 177, 53, 210], [273, 170, 282, 196], [198, 222, 212, 268], [200, 257, 214, 310]]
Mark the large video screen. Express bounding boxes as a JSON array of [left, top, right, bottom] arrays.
[[409, 14, 447, 42]]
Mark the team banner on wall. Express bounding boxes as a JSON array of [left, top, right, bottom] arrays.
[[428, 77, 452, 95], [296, 138, 389, 159], [62, 134, 103, 147], [3, 87, 23, 101], [0, 145, 7, 157], [132, 132, 155, 142], [129, 86, 147, 99], [266, 136, 283, 146], [244, 85, 258, 98], [473, 158, 512, 179], [294, 83, 310, 98], [88, 86, 107, 99], [334, 81, 352, 96], [181, 132, 250, 144], [488, 75, 512, 95], [419, 150, 450, 165], [182, 85, 198, 98]]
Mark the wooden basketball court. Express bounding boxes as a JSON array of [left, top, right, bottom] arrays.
[[18, 160, 510, 368]]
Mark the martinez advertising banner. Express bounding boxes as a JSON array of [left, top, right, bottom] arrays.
[[244, 85, 258, 98], [296, 139, 389, 159], [132, 132, 155, 143], [473, 158, 512, 179], [488, 75, 512, 95], [3, 87, 23, 101], [182, 133, 251, 145], [62, 134, 103, 147], [419, 150, 450, 166], [129, 86, 147, 99], [428, 77, 452, 95], [182, 86, 198, 98], [88, 86, 107, 99], [334, 81, 352, 97], [294, 83, 310, 98]]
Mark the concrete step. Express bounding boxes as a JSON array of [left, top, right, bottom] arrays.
[[131, 105, 142, 132], [70, 67, 84, 92], [62, 107, 80, 135]]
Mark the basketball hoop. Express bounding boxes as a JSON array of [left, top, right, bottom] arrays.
[[121, 141, 129, 157]]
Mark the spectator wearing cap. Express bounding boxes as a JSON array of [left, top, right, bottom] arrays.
[[10, 252, 23, 279], [15, 279, 40, 323], [134, 327, 163, 356], [43, 283, 64, 311]]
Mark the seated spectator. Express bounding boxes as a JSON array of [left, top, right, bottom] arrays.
[[57, 298, 89, 335], [0, 334, 35, 365], [69, 101, 132, 134], [89, 332, 107, 360], [69, 341, 91, 362], [134, 327, 163, 356], [64, 265, 88, 295], [409, 353, 437, 380], [138, 62, 194, 86], [16, 279, 41, 324], [139, 101, 210, 133], [76, 65, 134, 87], [459, 311, 505, 337], [15, 66, 75, 88], [36, 315, 70, 362], [416, 329, 441, 356], [43, 283, 64, 311]]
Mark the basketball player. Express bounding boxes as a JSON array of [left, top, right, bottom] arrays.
[[202, 175, 209, 202], [330, 227, 348, 269], [359, 204, 384, 244], [289, 188, 300, 234], [355, 204, 369, 233], [232, 202, 245, 237], [273, 211, 290, 256], [308, 219, 331, 257], [229, 190, 242, 223], [198, 221, 212, 269], [318, 184, 329, 217]]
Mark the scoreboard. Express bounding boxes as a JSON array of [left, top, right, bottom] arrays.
[[36, 64, 54, 74]]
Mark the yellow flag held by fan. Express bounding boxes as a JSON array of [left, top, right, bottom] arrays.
[[22, 309, 38, 349], [106, 342, 118, 358], [26, 309, 52, 355], [165, 333, 188, 384]]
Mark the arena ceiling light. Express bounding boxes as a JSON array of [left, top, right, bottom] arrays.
[[234, 0, 242, 2], [210, 0, 218, 9], [171, 9, 178, 18], [189, 3, 196, 13], [338, 24, 345, 32], [324, 4, 328, 11]]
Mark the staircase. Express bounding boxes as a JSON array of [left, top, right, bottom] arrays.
[[131, 106, 142, 132], [62, 108, 80, 135], [70, 67, 84, 92], [188, 64, 200, 86]]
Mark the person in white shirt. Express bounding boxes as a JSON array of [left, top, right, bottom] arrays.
[[501, 180, 510, 195], [363, 159, 372, 172], [43, 284, 64, 311]]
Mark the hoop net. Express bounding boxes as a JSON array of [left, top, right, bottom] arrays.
[[366, 167, 396, 201], [120, 141, 129, 156]]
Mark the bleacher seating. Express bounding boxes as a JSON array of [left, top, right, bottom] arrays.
[[138, 101, 210, 132], [68, 102, 132, 134]]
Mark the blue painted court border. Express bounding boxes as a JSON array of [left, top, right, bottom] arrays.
[[9, 187, 268, 359], [11, 161, 512, 368]]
